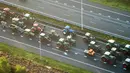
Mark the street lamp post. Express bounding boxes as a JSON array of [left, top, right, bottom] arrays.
[[39, 36, 42, 60], [81, 0, 83, 30]]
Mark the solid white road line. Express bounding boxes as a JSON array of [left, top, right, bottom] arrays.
[[0, 35, 115, 73], [69, 0, 130, 18]]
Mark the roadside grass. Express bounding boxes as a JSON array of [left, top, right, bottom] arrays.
[[89, 0, 130, 12], [0, 43, 93, 73], [0, 3, 130, 45]]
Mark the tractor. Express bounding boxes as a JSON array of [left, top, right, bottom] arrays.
[[0, 11, 6, 21], [106, 39, 120, 50], [24, 28, 35, 38], [9, 24, 24, 34], [63, 25, 76, 37], [123, 58, 130, 70], [101, 51, 116, 65], [48, 29, 60, 41], [12, 17, 26, 29], [39, 33, 51, 44], [31, 23, 43, 34], [120, 44, 130, 56], [84, 48, 95, 56], [65, 35, 76, 46], [83, 32, 95, 43], [2, 8, 15, 20], [88, 41, 101, 53], [21, 13, 34, 25], [1, 21, 7, 29], [56, 38, 71, 51]]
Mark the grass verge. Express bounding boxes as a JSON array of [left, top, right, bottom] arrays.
[[0, 3, 130, 44], [89, 0, 130, 12], [0, 43, 93, 73]]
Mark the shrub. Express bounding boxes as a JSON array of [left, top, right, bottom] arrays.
[[0, 57, 11, 73], [15, 65, 26, 73]]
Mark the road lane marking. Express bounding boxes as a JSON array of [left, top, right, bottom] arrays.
[[126, 21, 129, 23], [2, 1, 130, 40], [55, 0, 58, 3], [108, 16, 111, 18], [72, 5, 75, 8], [90, 10, 93, 13], [117, 18, 120, 20], [69, 0, 130, 18], [98, 13, 101, 15], [0, 35, 115, 73]]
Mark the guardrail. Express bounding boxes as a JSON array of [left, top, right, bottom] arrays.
[[0, 1, 130, 41]]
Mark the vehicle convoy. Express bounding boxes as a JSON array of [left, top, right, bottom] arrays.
[[63, 25, 76, 37], [48, 29, 60, 41], [56, 38, 71, 51], [2, 7, 130, 72], [101, 51, 116, 65], [123, 58, 130, 70], [83, 32, 95, 43]]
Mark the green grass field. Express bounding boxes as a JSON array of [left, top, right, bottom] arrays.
[[0, 43, 93, 73], [89, 0, 130, 12]]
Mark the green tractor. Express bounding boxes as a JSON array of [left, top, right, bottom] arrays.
[[123, 58, 130, 70], [21, 13, 35, 25], [120, 44, 130, 56], [83, 32, 95, 43], [0, 11, 6, 21], [56, 38, 71, 51], [1, 21, 7, 29], [101, 51, 116, 65], [24, 28, 35, 38], [48, 29, 60, 41], [9, 24, 24, 34], [65, 35, 76, 46], [88, 41, 101, 53], [12, 17, 26, 29], [106, 39, 120, 50], [39, 33, 51, 44]]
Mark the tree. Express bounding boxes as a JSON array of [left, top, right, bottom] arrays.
[[0, 57, 11, 73], [15, 64, 26, 73]]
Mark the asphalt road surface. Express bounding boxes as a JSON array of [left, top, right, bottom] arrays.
[[0, 22, 129, 73], [1, 0, 130, 40]]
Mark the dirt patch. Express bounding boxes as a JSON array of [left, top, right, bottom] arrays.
[[0, 51, 67, 73]]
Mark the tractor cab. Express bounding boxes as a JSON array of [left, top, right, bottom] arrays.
[[39, 33, 51, 43], [106, 39, 116, 50], [123, 58, 130, 70], [66, 35, 76, 46], [12, 17, 19, 24], [49, 30, 60, 40], [31, 23, 42, 34], [83, 32, 95, 43], [24, 28, 35, 37], [63, 25, 76, 37], [120, 44, 130, 55], [1, 21, 7, 29], [12, 17, 25, 28], [56, 38, 71, 51], [0, 11, 6, 21], [22, 13, 34, 24], [101, 51, 116, 65], [84, 48, 95, 56]]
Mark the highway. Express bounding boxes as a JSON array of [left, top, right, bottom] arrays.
[[0, 22, 129, 73], [1, 0, 130, 40]]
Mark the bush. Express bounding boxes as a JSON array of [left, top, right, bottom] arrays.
[[15, 65, 26, 73], [0, 57, 11, 73]]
